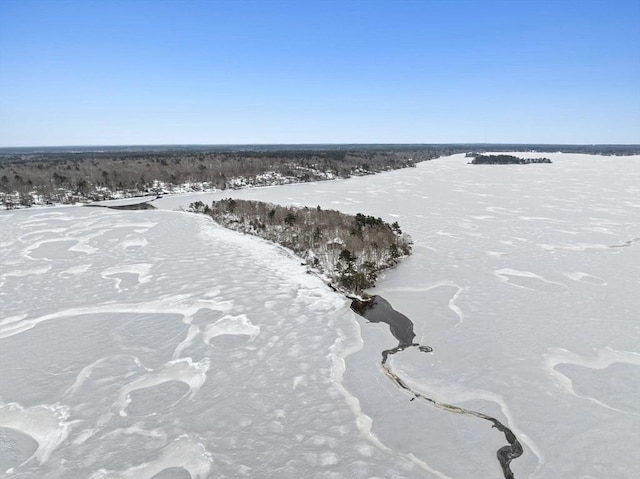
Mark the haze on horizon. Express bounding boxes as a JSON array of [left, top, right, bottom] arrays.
[[1, 0, 639, 147]]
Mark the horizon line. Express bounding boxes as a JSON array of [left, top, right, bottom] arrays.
[[2, 142, 640, 150]]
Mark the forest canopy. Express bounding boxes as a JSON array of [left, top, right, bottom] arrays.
[[189, 199, 412, 294]]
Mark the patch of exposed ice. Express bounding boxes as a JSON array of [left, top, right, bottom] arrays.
[[201, 314, 260, 344], [59, 263, 91, 277], [543, 347, 640, 415], [563, 272, 607, 285], [494, 268, 567, 292], [113, 358, 210, 417], [0, 402, 74, 466], [100, 263, 153, 291], [89, 434, 212, 479], [538, 242, 609, 251], [1, 265, 52, 278], [118, 238, 149, 249]]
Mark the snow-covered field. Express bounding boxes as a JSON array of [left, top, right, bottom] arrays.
[[1, 153, 639, 478]]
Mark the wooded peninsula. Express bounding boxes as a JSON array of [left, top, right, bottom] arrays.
[[189, 198, 412, 294]]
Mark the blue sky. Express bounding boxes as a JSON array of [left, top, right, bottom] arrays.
[[1, 0, 638, 146]]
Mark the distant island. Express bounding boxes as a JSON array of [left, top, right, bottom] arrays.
[[467, 153, 552, 164], [189, 198, 412, 294]]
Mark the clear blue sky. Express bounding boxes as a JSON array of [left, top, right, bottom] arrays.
[[1, 0, 638, 146]]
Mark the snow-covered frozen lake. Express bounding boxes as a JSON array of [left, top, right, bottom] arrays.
[[1, 153, 639, 478]]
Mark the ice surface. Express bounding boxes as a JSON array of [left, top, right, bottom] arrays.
[[2, 153, 639, 478], [151, 152, 640, 477], [0, 208, 417, 478]]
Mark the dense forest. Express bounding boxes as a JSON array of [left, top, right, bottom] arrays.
[[468, 154, 552, 164], [189, 198, 412, 294], [0, 148, 445, 208]]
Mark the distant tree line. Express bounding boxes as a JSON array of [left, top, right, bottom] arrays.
[[3, 143, 633, 207], [0, 148, 448, 207], [468, 154, 552, 165], [189, 199, 412, 294], [466, 144, 640, 156]]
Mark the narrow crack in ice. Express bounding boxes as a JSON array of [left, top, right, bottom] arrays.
[[351, 295, 525, 479], [328, 306, 453, 479]]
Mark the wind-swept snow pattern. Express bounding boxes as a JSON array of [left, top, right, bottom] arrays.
[[89, 435, 213, 479], [0, 208, 419, 478]]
